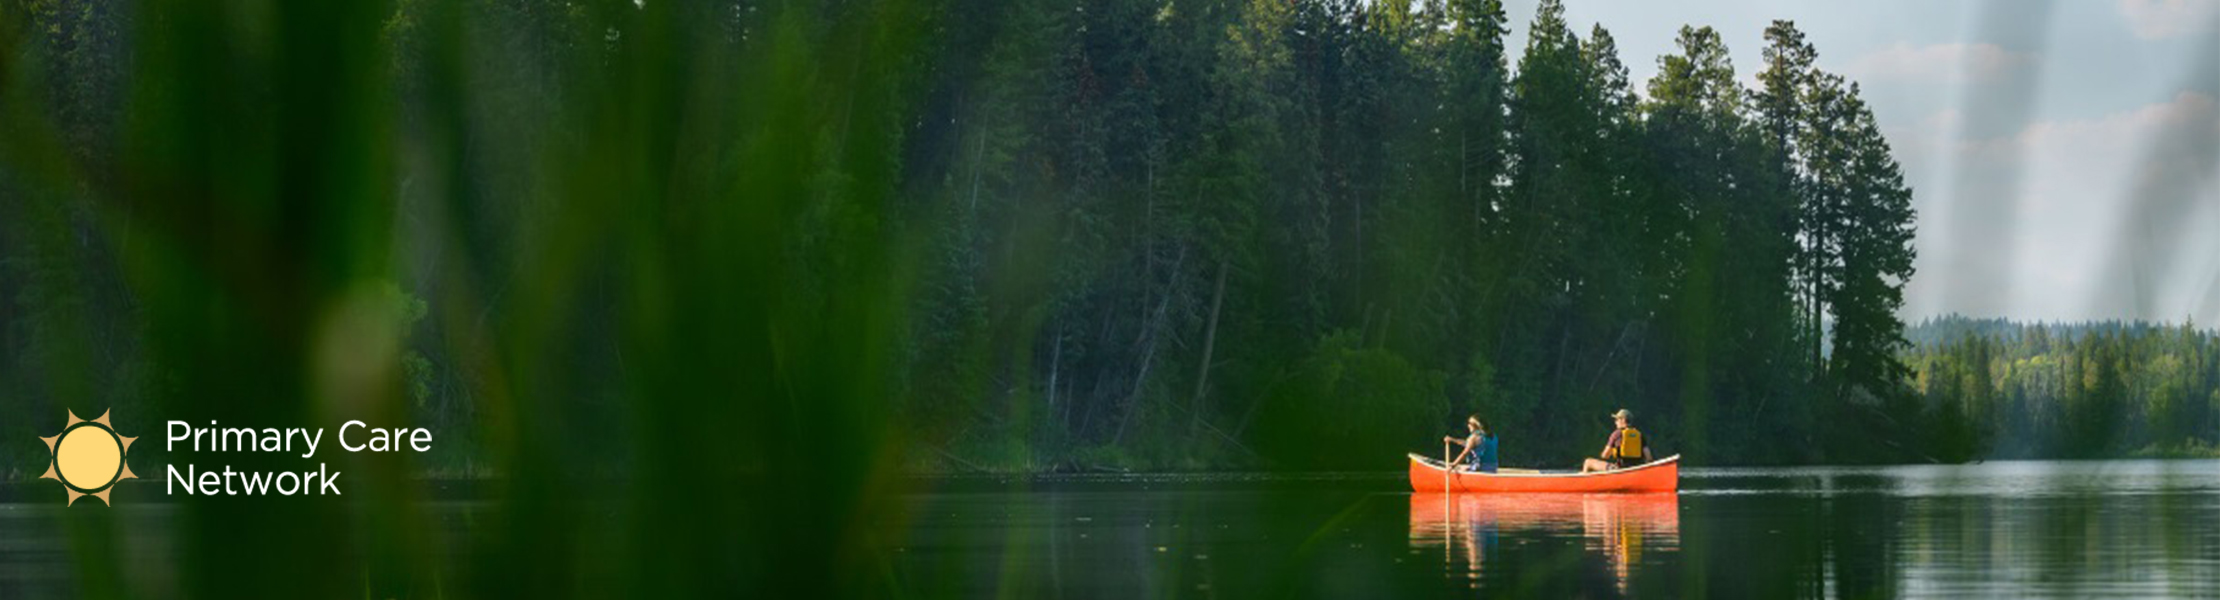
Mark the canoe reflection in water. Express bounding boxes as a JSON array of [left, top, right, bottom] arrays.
[[1409, 493, 1680, 592]]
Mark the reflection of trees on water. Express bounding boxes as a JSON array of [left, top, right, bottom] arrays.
[[1409, 493, 1681, 592]]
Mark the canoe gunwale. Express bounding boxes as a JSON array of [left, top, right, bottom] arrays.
[[1407, 453, 1682, 493], [1406, 453, 1683, 478]]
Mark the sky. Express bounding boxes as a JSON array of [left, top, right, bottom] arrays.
[[1495, 0, 2220, 325]]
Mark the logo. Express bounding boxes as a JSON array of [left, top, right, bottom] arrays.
[[39, 409, 139, 505]]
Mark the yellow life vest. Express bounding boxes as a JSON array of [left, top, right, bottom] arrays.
[[1608, 427, 1643, 460]]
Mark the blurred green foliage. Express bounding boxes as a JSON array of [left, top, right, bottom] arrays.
[[6, 0, 938, 596]]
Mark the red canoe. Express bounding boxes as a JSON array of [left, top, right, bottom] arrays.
[[1408, 453, 1682, 494]]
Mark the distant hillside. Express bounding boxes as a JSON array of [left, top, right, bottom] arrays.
[[1904, 314, 2214, 350], [1900, 314, 2220, 461]]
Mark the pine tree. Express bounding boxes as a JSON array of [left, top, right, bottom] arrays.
[[1828, 86, 1918, 402]]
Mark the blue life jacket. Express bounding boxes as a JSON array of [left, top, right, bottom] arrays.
[[1472, 434, 1499, 473]]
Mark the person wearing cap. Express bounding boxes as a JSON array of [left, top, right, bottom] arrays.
[[1582, 409, 1651, 473]]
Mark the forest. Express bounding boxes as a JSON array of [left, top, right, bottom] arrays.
[[1906, 316, 2220, 462], [10, 0, 2204, 476], [892, 0, 1924, 469]]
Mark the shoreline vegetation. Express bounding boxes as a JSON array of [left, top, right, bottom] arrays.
[[2131, 442, 2220, 460]]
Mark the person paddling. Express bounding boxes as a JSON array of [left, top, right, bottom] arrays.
[[1443, 415, 1498, 473], [1582, 409, 1651, 473]]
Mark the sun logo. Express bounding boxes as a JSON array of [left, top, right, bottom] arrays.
[[38, 409, 139, 505]]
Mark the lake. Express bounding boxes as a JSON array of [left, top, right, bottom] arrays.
[[0, 460, 2214, 597], [886, 460, 2220, 598]]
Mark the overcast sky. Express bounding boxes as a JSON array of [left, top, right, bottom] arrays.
[[1497, 0, 2220, 325]]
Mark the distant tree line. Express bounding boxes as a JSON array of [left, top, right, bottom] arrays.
[[3, 0, 1948, 473], [1907, 316, 2220, 461]]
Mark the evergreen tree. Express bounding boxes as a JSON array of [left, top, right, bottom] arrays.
[[1829, 87, 1919, 403]]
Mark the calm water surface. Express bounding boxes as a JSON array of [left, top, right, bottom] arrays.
[[888, 460, 2220, 598], [0, 460, 2213, 597]]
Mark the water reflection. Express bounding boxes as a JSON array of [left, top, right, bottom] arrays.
[[1409, 493, 1680, 592], [2, 462, 2212, 597]]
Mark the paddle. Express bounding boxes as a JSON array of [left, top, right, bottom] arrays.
[[1442, 440, 1451, 494], [1440, 441, 1451, 567]]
